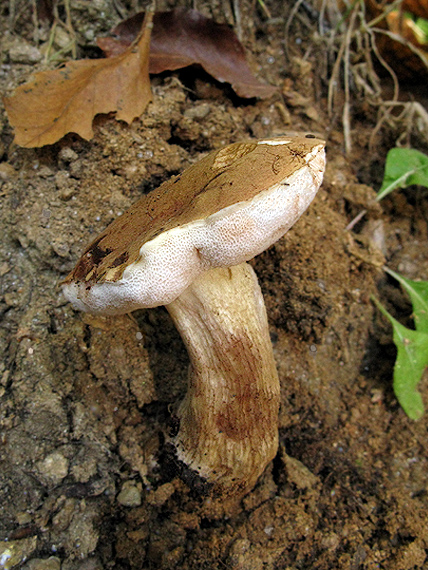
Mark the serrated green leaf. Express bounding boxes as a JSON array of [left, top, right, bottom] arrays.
[[377, 148, 428, 201], [373, 297, 428, 420], [385, 268, 428, 334]]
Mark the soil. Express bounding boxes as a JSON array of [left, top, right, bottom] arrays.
[[1, 1, 428, 570]]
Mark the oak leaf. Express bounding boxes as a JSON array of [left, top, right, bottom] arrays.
[[3, 11, 153, 148], [98, 8, 277, 99]]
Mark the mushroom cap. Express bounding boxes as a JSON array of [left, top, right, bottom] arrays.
[[62, 135, 326, 315]]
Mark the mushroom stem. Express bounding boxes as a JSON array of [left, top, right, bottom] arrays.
[[166, 262, 280, 497]]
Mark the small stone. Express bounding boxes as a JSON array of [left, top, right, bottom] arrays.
[[304, 105, 320, 122], [9, 40, 42, 64], [16, 512, 33, 526], [146, 482, 175, 507], [0, 163, 17, 181], [84, 29, 95, 42], [69, 160, 83, 178], [52, 240, 70, 258], [184, 103, 211, 120], [23, 556, 61, 570], [37, 166, 55, 178], [59, 147, 79, 163], [4, 293, 19, 307], [117, 481, 142, 507], [59, 186, 77, 201], [52, 27, 72, 50], [0, 537, 37, 570], [37, 451, 69, 485], [284, 453, 319, 490], [0, 262, 11, 276], [55, 170, 78, 200], [54, 171, 70, 190], [52, 498, 77, 532]]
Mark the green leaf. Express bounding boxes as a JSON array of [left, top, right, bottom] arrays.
[[384, 268, 428, 334], [415, 16, 428, 44], [377, 148, 428, 201], [372, 297, 428, 420]]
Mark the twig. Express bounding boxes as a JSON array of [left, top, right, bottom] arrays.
[[31, 0, 39, 45], [346, 209, 367, 231], [9, 0, 16, 30], [256, 0, 272, 20], [343, 6, 358, 153], [366, 0, 404, 28], [327, 20, 348, 117], [64, 0, 77, 59], [233, 0, 243, 42], [284, 0, 306, 58], [371, 26, 428, 74]]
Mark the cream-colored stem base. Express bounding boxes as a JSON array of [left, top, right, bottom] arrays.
[[166, 262, 280, 498]]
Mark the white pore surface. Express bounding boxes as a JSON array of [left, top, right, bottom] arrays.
[[63, 144, 325, 315]]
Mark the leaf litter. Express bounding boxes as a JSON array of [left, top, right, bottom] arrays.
[[3, 10, 153, 148], [4, 7, 276, 149], [98, 7, 277, 100]]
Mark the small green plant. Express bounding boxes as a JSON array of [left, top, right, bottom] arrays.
[[373, 147, 428, 419], [372, 269, 428, 420], [377, 147, 428, 201]]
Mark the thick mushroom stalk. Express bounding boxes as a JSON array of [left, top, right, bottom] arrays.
[[167, 263, 279, 497]]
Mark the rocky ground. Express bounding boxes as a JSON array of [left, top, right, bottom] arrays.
[[1, 1, 428, 569]]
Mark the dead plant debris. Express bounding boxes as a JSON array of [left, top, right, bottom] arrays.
[[4, 7, 275, 149], [97, 7, 277, 99], [3, 11, 153, 148]]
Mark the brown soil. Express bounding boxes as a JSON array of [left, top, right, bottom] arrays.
[[1, 2, 428, 570]]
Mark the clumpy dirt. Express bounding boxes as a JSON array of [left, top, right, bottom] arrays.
[[1, 1, 428, 569]]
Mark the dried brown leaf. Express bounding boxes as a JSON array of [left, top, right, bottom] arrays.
[[3, 11, 153, 148], [98, 8, 276, 99]]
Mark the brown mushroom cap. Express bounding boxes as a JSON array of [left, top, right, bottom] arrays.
[[62, 135, 325, 315]]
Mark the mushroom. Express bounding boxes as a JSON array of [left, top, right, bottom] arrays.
[[62, 135, 326, 499]]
